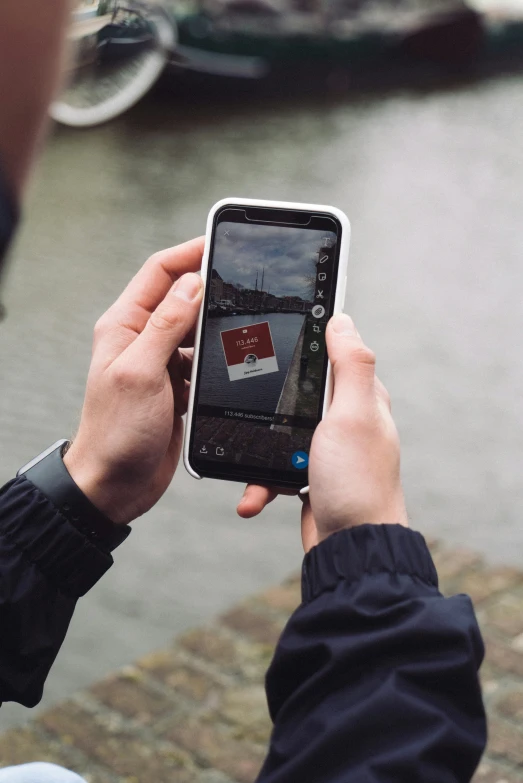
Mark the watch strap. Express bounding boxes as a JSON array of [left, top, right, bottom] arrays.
[[19, 441, 130, 553]]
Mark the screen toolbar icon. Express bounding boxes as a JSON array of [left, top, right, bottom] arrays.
[[292, 451, 309, 469]]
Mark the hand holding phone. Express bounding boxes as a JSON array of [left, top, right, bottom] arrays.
[[239, 313, 409, 552], [63, 240, 205, 525]]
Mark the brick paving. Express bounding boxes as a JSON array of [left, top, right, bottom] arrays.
[[2, 539, 523, 782]]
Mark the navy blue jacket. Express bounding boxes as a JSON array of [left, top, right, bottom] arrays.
[[0, 476, 486, 781]]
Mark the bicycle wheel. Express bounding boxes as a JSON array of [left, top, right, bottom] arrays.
[[51, 2, 176, 128]]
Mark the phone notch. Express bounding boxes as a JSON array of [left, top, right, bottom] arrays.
[[245, 208, 312, 226]]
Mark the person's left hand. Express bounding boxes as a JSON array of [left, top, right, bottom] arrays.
[[64, 238, 204, 525]]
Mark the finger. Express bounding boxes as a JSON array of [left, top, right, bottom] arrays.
[[179, 347, 194, 380], [93, 238, 205, 358], [168, 352, 187, 413], [237, 484, 299, 518], [326, 313, 376, 416], [180, 380, 191, 416], [123, 273, 204, 374], [118, 237, 205, 316], [168, 347, 194, 384], [174, 379, 191, 417], [179, 322, 197, 349], [169, 350, 194, 416], [237, 485, 279, 518]]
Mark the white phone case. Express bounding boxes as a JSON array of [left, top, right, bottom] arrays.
[[183, 197, 351, 493]]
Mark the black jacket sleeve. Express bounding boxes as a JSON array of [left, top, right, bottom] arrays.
[[0, 477, 114, 707], [258, 525, 486, 783]]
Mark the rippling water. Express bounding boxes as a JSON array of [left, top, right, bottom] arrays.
[[1, 72, 523, 729]]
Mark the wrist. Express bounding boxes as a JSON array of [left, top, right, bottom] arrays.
[[19, 439, 131, 552], [63, 444, 123, 525], [316, 497, 409, 545]]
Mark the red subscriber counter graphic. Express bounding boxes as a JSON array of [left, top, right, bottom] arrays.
[[220, 321, 279, 382]]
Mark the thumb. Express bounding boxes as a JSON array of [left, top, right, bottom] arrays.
[[126, 273, 204, 372], [326, 313, 376, 415]]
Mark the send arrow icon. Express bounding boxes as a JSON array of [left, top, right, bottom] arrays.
[[292, 451, 309, 469]]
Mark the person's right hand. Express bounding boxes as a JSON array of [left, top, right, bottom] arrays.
[[239, 313, 408, 553], [303, 312, 408, 552]]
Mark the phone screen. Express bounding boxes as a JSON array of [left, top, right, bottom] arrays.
[[189, 206, 341, 487]]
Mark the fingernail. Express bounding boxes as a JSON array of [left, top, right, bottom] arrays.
[[173, 273, 202, 302], [331, 313, 356, 335]]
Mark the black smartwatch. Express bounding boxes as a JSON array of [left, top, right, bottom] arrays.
[[18, 440, 130, 553]]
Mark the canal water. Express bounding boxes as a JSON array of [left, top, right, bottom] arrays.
[[199, 312, 305, 410], [1, 71, 523, 729]]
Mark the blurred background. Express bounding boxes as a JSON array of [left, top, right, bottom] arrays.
[[1, 0, 523, 730]]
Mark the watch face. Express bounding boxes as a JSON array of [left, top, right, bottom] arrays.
[[17, 439, 69, 477]]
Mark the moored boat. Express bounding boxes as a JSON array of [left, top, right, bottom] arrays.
[[53, 0, 523, 128]]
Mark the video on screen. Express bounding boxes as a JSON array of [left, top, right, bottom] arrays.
[[193, 221, 337, 473]]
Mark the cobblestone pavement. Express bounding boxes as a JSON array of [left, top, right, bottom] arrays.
[[2, 539, 523, 782]]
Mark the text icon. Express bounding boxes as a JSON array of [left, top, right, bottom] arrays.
[[310, 341, 319, 352], [319, 254, 329, 264], [312, 305, 325, 319], [216, 447, 225, 456], [318, 272, 327, 281]]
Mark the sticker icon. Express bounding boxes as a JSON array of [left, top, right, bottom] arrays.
[[220, 321, 278, 382], [318, 272, 327, 281], [312, 305, 325, 319], [310, 341, 320, 352]]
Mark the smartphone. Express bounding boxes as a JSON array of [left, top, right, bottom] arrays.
[[184, 198, 350, 491]]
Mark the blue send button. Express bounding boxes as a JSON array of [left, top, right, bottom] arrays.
[[291, 451, 309, 470]]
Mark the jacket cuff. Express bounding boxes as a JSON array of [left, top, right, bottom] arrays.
[[0, 477, 113, 597], [302, 524, 438, 604]]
